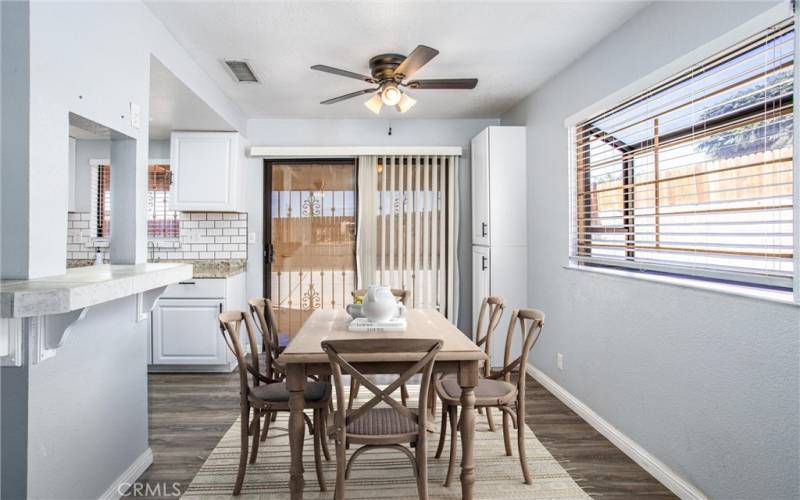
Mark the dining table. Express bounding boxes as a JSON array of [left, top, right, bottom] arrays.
[[276, 307, 488, 500]]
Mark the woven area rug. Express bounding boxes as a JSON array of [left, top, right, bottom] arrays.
[[183, 385, 590, 499]]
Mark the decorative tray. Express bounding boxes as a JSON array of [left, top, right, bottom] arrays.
[[348, 317, 407, 332]]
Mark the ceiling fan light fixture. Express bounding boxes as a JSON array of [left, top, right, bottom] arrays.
[[364, 93, 383, 115], [380, 83, 402, 106], [395, 93, 417, 113]]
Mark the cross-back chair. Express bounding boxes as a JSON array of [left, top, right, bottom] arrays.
[[434, 308, 545, 486], [218, 310, 331, 495], [322, 338, 442, 500], [473, 296, 505, 430], [248, 297, 287, 381], [348, 288, 412, 410]]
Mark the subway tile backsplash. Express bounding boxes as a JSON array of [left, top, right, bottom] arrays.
[[66, 212, 248, 262]]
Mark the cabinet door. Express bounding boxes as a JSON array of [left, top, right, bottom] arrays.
[[471, 129, 490, 246], [488, 127, 527, 247], [151, 299, 227, 365], [471, 246, 491, 340], [170, 132, 239, 211]]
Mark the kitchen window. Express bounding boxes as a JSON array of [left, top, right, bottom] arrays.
[[92, 163, 180, 239], [570, 19, 795, 290]]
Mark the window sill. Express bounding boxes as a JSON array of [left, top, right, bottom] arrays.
[[563, 263, 798, 307]]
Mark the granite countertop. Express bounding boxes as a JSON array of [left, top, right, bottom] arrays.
[[68, 259, 246, 278], [1, 263, 193, 318], [180, 259, 246, 278]]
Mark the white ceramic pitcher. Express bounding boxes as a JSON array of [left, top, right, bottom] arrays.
[[360, 285, 398, 323]]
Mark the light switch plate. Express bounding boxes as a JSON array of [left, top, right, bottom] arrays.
[[248, 232, 256, 244], [557, 353, 564, 370]]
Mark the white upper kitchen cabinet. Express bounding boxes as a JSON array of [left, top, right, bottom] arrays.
[[169, 131, 243, 212], [471, 126, 527, 247]]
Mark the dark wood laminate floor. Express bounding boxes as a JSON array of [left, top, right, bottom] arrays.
[[135, 372, 675, 498]]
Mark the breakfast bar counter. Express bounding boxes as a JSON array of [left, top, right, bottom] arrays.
[[0, 263, 192, 498]]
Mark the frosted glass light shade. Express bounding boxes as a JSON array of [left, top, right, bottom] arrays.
[[364, 93, 383, 115]]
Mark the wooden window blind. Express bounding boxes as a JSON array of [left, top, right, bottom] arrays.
[[571, 19, 795, 289], [147, 164, 179, 238], [94, 164, 180, 239], [96, 165, 111, 238]]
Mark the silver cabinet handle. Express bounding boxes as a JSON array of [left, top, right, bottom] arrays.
[[178, 281, 196, 285], [481, 256, 488, 271], [481, 222, 487, 237]]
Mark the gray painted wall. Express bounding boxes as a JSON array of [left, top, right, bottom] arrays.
[[0, 2, 32, 497], [1, 0, 31, 279], [243, 118, 499, 333], [14, 0, 245, 279], [27, 296, 149, 499], [501, 1, 799, 498]]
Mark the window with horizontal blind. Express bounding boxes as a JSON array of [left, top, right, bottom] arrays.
[[571, 19, 795, 290], [147, 164, 180, 238], [93, 163, 180, 239]]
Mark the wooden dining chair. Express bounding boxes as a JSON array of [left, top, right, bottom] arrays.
[[348, 288, 412, 410], [434, 308, 545, 486], [322, 338, 442, 500], [473, 296, 505, 431], [218, 310, 332, 495], [248, 297, 289, 379]]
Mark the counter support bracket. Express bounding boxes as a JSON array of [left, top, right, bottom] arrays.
[[30, 308, 89, 364]]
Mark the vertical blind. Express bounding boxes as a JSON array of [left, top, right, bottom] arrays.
[[571, 19, 795, 289], [356, 155, 458, 318]]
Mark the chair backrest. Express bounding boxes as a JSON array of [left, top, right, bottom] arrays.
[[351, 288, 411, 306], [218, 310, 263, 396], [321, 338, 442, 438], [248, 297, 281, 369], [474, 296, 504, 376], [499, 308, 545, 400]]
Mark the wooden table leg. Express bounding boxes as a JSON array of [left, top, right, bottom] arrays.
[[458, 360, 479, 500], [287, 364, 307, 500]]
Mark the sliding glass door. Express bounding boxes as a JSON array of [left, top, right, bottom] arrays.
[[264, 160, 357, 337]]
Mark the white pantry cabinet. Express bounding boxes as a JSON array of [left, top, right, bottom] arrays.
[[471, 125, 527, 368], [149, 273, 245, 372], [169, 131, 243, 212], [471, 126, 527, 247]]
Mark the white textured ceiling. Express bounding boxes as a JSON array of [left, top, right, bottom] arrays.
[[145, 1, 648, 119], [149, 56, 235, 139]]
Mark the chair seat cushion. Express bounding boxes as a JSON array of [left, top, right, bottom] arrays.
[[251, 381, 330, 403], [346, 408, 418, 436], [276, 332, 290, 354], [437, 375, 517, 406]]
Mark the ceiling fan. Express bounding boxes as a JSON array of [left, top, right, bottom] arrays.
[[311, 45, 478, 115]]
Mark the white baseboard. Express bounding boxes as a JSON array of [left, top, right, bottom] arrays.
[[526, 364, 707, 500], [98, 447, 154, 500]]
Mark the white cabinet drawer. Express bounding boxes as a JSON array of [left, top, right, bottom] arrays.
[[161, 278, 225, 299]]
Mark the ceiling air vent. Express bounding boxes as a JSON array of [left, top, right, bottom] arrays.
[[223, 59, 260, 83]]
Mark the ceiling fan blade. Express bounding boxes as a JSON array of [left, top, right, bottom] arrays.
[[394, 45, 439, 80], [311, 64, 375, 83], [320, 88, 376, 105], [407, 78, 478, 89]]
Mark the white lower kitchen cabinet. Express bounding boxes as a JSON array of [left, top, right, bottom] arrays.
[[148, 273, 245, 372]]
